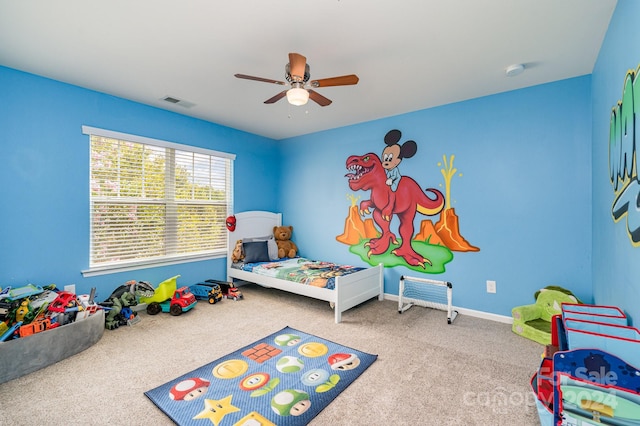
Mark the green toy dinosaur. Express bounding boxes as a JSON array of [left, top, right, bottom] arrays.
[[102, 280, 155, 330], [512, 285, 582, 345]]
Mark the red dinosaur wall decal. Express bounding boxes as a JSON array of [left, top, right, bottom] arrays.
[[345, 152, 445, 268]]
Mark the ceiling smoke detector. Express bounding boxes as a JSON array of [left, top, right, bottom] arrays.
[[505, 64, 525, 77]]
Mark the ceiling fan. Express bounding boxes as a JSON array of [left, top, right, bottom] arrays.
[[234, 53, 359, 107]]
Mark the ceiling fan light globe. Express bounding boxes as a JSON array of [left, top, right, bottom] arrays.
[[286, 87, 309, 106]]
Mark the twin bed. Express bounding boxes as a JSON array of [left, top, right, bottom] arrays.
[[226, 211, 384, 323]]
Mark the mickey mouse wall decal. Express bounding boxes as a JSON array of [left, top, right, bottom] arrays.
[[381, 129, 417, 192]]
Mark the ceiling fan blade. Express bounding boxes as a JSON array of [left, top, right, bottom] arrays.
[[310, 74, 359, 88], [264, 90, 287, 104], [308, 90, 332, 107], [235, 74, 286, 85], [288, 53, 307, 81]]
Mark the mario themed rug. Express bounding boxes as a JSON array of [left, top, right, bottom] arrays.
[[145, 326, 377, 426]]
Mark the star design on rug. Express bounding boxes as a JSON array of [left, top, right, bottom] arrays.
[[192, 395, 240, 426]]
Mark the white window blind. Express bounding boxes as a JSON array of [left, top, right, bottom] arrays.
[[82, 126, 234, 276]]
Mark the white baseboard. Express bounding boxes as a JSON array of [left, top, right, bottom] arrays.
[[383, 293, 513, 324]]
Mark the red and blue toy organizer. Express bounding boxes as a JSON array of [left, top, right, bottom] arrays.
[[530, 358, 554, 425], [561, 303, 628, 325], [562, 307, 640, 369], [552, 348, 640, 425], [531, 303, 640, 425]]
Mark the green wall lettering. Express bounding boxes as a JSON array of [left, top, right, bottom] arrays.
[[610, 65, 640, 245]]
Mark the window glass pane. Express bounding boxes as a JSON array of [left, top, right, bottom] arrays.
[[175, 150, 220, 201], [119, 141, 144, 197], [177, 204, 226, 252], [87, 130, 233, 271], [91, 137, 120, 197], [91, 202, 166, 263], [211, 157, 229, 202], [145, 146, 166, 199]]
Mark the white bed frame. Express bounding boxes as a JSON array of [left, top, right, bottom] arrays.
[[226, 211, 384, 323]]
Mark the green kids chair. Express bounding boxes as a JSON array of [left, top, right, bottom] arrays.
[[511, 286, 581, 345]]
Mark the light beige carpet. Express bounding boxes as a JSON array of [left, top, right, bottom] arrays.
[[0, 283, 543, 425]]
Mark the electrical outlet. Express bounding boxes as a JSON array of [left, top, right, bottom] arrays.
[[486, 280, 496, 293]]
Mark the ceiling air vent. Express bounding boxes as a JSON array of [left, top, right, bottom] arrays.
[[161, 96, 196, 109]]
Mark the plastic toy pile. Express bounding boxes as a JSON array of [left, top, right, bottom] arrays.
[[0, 276, 245, 340], [0, 284, 102, 342]]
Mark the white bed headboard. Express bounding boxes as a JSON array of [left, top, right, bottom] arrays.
[[227, 211, 282, 266]]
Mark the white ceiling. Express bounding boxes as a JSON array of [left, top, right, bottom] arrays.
[[0, 0, 617, 140]]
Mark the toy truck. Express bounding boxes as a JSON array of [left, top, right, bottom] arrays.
[[148, 286, 196, 316], [139, 275, 197, 316], [205, 279, 243, 301], [189, 282, 222, 304]]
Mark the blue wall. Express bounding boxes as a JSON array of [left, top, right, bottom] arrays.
[[1, 40, 599, 318], [279, 77, 593, 317], [592, 0, 640, 324], [0, 66, 279, 301]]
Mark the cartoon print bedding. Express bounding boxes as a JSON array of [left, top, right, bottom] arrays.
[[235, 258, 364, 290]]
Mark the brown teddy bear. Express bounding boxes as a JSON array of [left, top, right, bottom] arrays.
[[273, 225, 298, 258], [231, 239, 244, 263]]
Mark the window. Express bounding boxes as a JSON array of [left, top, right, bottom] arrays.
[[82, 126, 234, 277]]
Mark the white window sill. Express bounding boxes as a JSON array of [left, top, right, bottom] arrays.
[[81, 252, 225, 277]]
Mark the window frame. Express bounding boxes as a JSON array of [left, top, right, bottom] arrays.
[[81, 126, 235, 277]]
